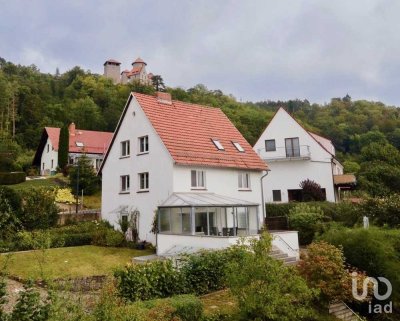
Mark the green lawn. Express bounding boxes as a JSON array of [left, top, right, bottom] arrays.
[[0, 245, 153, 280], [7, 175, 68, 193]]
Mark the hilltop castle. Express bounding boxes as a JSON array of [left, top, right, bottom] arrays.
[[103, 57, 153, 85]]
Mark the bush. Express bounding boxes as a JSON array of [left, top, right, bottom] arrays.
[[288, 204, 325, 245], [92, 224, 125, 247], [298, 241, 351, 303], [360, 195, 400, 228], [20, 188, 59, 230], [300, 179, 326, 202], [319, 226, 400, 301], [0, 171, 26, 185], [0, 188, 20, 239], [226, 233, 317, 321], [180, 250, 232, 295], [115, 260, 185, 301]]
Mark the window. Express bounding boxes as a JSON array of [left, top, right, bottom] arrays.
[[121, 140, 130, 157], [138, 136, 149, 153], [47, 144, 49, 153], [272, 190, 282, 202], [265, 139, 276, 152], [285, 137, 300, 157], [191, 170, 206, 189], [96, 158, 103, 170], [211, 139, 224, 150], [76, 142, 84, 147], [238, 173, 251, 189], [120, 175, 130, 193], [232, 141, 245, 152], [138, 172, 149, 191], [51, 159, 54, 169]]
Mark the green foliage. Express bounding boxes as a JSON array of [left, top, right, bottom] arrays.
[[58, 125, 69, 171], [180, 250, 233, 295], [0, 172, 26, 185], [20, 188, 59, 230], [69, 155, 100, 196], [0, 188, 20, 239], [298, 241, 351, 303], [319, 226, 400, 301], [266, 201, 363, 227], [92, 226, 125, 247], [360, 195, 400, 228], [288, 204, 325, 245], [114, 260, 185, 301], [343, 160, 361, 174], [226, 233, 317, 321], [299, 179, 326, 202]]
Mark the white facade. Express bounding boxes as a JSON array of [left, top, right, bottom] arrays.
[[101, 96, 264, 247], [253, 108, 343, 203], [40, 137, 58, 176]]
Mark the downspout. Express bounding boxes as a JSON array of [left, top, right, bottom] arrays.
[[330, 157, 337, 203], [260, 171, 269, 220]]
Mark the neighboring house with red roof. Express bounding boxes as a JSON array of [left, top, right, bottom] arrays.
[[253, 107, 356, 203], [104, 57, 153, 85], [33, 123, 113, 176], [99, 92, 299, 257]]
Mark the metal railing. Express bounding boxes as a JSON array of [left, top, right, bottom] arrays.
[[272, 234, 299, 258], [257, 145, 311, 161]]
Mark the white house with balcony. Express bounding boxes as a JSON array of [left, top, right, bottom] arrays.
[[99, 92, 300, 258], [253, 107, 355, 203]]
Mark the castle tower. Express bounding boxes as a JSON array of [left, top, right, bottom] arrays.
[[103, 59, 121, 84]]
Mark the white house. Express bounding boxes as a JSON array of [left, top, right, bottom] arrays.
[[33, 123, 113, 175], [100, 92, 299, 257], [253, 107, 356, 203]]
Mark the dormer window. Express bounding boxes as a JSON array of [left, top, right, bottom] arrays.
[[212, 139, 224, 151], [232, 142, 245, 152], [76, 142, 84, 147]]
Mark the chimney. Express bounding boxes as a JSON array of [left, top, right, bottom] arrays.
[[156, 92, 172, 105], [69, 122, 76, 136]]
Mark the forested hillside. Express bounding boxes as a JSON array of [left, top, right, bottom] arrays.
[[1, 57, 400, 195]]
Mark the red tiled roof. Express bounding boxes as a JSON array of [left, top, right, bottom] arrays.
[[308, 132, 334, 155], [132, 93, 268, 171], [45, 127, 112, 154]]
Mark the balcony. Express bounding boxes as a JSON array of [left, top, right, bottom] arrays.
[[257, 145, 311, 162]]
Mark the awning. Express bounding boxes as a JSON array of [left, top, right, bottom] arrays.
[[334, 174, 357, 186], [159, 192, 259, 208]]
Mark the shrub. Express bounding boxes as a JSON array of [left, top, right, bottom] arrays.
[[69, 155, 100, 196], [0, 171, 26, 185], [92, 224, 125, 247], [300, 179, 326, 202], [55, 188, 76, 204], [288, 204, 325, 245], [298, 241, 351, 303], [114, 260, 185, 301], [21, 188, 59, 230], [360, 195, 400, 228], [226, 233, 317, 321], [0, 188, 20, 239], [319, 226, 400, 301], [180, 250, 232, 295]]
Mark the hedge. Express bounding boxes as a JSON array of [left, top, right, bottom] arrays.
[[0, 172, 26, 185]]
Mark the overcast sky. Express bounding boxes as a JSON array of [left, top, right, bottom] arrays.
[[1, 0, 400, 105]]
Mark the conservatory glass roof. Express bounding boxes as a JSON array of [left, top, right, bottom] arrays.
[[159, 193, 259, 208]]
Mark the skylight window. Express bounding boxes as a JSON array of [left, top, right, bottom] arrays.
[[232, 142, 245, 152], [211, 139, 224, 151], [75, 142, 84, 147]]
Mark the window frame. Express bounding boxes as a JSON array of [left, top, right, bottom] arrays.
[[138, 135, 149, 154], [120, 140, 130, 158], [265, 139, 276, 152], [211, 139, 224, 151], [191, 170, 206, 189], [238, 172, 251, 190], [272, 190, 282, 202], [120, 175, 130, 193], [285, 137, 300, 157], [138, 172, 149, 191], [232, 141, 245, 152]]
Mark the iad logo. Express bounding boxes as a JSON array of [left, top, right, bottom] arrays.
[[351, 272, 392, 314]]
